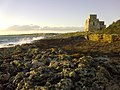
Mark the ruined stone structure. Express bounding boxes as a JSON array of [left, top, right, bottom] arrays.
[[85, 34, 120, 43], [84, 14, 106, 32]]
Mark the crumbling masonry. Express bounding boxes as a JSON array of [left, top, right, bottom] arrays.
[[84, 14, 106, 32]]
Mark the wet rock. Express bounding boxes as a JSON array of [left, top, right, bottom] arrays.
[[35, 86, 48, 90], [0, 72, 10, 84], [14, 46, 23, 53], [0, 84, 3, 90], [74, 81, 83, 90], [10, 60, 21, 66], [16, 80, 24, 90], [0, 47, 120, 90], [31, 74, 48, 86], [69, 71, 76, 78], [24, 61, 32, 69], [62, 68, 72, 77], [61, 60, 74, 68], [56, 78, 73, 90], [106, 80, 120, 90], [48, 73, 62, 84], [32, 59, 44, 68], [13, 72, 25, 84], [49, 60, 60, 68]]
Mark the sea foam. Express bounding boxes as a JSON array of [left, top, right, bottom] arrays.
[[0, 36, 44, 48]]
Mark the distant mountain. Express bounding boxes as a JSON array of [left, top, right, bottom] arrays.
[[6, 25, 84, 32], [2, 25, 84, 35], [6, 25, 41, 31]]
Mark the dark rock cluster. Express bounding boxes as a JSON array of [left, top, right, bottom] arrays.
[[0, 46, 120, 90]]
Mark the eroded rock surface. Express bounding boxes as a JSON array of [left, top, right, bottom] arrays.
[[0, 47, 120, 90]]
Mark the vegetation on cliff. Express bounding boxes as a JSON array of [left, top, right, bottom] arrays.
[[96, 19, 120, 34]]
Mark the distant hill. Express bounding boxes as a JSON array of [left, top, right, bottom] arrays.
[[96, 19, 120, 34], [1, 25, 83, 35], [6, 25, 84, 32]]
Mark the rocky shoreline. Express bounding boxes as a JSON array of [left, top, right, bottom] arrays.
[[0, 36, 120, 90]]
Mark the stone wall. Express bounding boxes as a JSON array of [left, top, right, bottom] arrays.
[[85, 34, 120, 43]]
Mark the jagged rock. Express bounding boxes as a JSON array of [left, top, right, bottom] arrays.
[[0, 84, 3, 90], [56, 78, 73, 90], [69, 71, 76, 78], [35, 86, 48, 90], [0, 72, 10, 83], [16, 80, 24, 90], [32, 59, 44, 68], [13, 72, 25, 84], [61, 60, 74, 68], [74, 81, 83, 90], [49, 60, 60, 68], [0, 47, 120, 90], [24, 61, 32, 69], [10, 60, 21, 66]]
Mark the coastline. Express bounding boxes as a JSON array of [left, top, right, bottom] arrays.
[[0, 33, 59, 49], [0, 35, 120, 89]]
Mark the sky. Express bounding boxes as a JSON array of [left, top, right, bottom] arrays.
[[0, 0, 120, 31]]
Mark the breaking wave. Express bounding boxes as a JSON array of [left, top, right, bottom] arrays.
[[0, 36, 45, 48]]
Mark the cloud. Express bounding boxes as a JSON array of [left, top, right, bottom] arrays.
[[1, 25, 84, 35], [6, 25, 41, 31]]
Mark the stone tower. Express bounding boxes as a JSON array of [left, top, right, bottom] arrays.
[[84, 14, 106, 32]]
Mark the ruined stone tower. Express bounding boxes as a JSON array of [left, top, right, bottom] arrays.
[[84, 14, 106, 32]]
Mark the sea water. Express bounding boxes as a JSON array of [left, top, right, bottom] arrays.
[[0, 35, 45, 48]]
